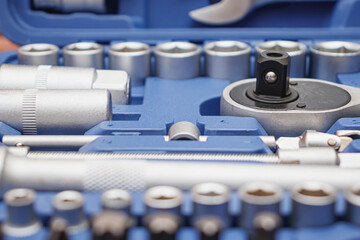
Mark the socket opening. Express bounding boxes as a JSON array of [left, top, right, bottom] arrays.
[[144, 186, 183, 210], [247, 189, 276, 197], [101, 189, 131, 209], [4, 188, 35, 206], [66, 42, 101, 52], [19, 43, 59, 54], [156, 42, 200, 57], [191, 183, 230, 205], [266, 52, 284, 58], [111, 42, 149, 53], [53, 191, 84, 210], [292, 182, 336, 206], [312, 41, 360, 56], [205, 41, 251, 56], [258, 41, 304, 54], [239, 182, 283, 205]]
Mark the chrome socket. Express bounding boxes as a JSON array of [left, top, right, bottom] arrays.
[[52, 191, 88, 233], [250, 212, 282, 240], [3, 188, 42, 237], [168, 121, 201, 141], [204, 41, 251, 82], [18, 43, 59, 66], [256, 40, 307, 78], [144, 186, 183, 216], [63, 42, 104, 69], [238, 182, 283, 230], [109, 42, 151, 86], [101, 189, 132, 214], [154, 42, 201, 80], [191, 182, 231, 227], [147, 213, 179, 240], [290, 182, 336, 228], [310, 41, 360, 82], [92, 211, 131, 240], [195, 216, 223, 240], [345, 183, 360, 225]]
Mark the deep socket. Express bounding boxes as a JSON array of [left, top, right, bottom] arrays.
[[62, 42, 104, 69], [191, 183, 231, 227], [204, 41, 251, 82], [345, 183, 360, 225], [0, 89, 111, 135], [101, 189, 132, 214], [32, 0, 106, 13], [290, 182, 336, 228], [144, 186, 183, 216], [18, 43, 59, 66], [238, 182, 283, 230], [0, 64, 129, 105], [2, 188, 42, 237], [256, 41, 307, 78], [154, 42, 201, 80], [310, 41, 360, 82], [168, 121, 201, 141], [109, 42, 151, 86], [52, 191, 88, 233]]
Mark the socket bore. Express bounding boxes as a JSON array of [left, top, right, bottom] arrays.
[[168, 121, 201, 141], [144, 186, 183, 215], [18, 43, 59, 66], [101, 189, 132, 214], [154, 42, 201, 80], [310, 41, 360, 82], [63, 42, 104, 69], [205, 41, 251, 81], [291, 181, 336, 228], [256, 41, 307, 77], [109, 42, 151, 86]]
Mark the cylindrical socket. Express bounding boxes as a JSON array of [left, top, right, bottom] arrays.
[[144, 186, 183, 216], [62, 42, 104, 69], [18, 43, 59, 66], [32, 0, 106, 13], [101, 189, 132, 214], [238, 182, 283, 230], [195, 216, 223, 240], [92, 211, 131, 240], [52, 191, 88, 233], [109, 42, 151, 86], [0, 89, 111, 135], [154, 42, 201, 80], [168, 121, 201, 141], [310, 41, 360, 82], [204, 41, 251, 82], [291, 181, 336, 228], [256, 41, 307, 78], [191, 183, 231, 227], [3, 188, 42, 237], [0, 64, 130, 105], [345, 183, 360, 225], [147, 213, 179, 240]]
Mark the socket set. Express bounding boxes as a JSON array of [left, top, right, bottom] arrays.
[[2, 0, 360, 239]]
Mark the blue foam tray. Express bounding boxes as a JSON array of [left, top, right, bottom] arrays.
[[2, 0, 360, 239]]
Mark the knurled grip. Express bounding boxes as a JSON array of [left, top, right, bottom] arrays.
[[83, 160, 146, 192]]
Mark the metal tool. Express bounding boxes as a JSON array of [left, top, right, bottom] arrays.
[[32, 0, 106, 13], [18, 43, 59, 66], [221, 50, 360, 137], [290, 182, 336, 228], [250, 212, 281, 240], [238, 182, 282, 230], [109, 42, 151, 86], [144, 186, 183, 216], [256, 41, 307, 78], [2, 188, 41, 237], [92, 212, 131, 240], [345, 183, 360, 225], [3, 147, 360, 192], [168, 121, 201, 141], [101, 189, 132, 214], [154, 42, 201, 80], [195, 217, 223, 240], [0, 89, 111, 135], [52, 191, 88, 233], [147, 213, 179, 240], [0, 64, 129, 105], [310, 41, 360, 82], [62, 42, 104, 69], [189, 0, 335, 25], [48, 218, 68, 240], [191, 183, 230, 226], [204, 41, 251, 82]]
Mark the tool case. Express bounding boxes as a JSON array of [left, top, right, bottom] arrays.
[[1, 0, 360, 239]]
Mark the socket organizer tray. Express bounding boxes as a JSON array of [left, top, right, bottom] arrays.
[[2, 0, 360, 240]]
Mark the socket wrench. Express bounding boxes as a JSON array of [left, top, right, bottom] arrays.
[[0, 64, 129, 105], [18, 43, 59, 66], [62, 42, 104, 69]]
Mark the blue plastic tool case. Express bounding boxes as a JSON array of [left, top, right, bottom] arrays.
[[2, 0, 360, 239]]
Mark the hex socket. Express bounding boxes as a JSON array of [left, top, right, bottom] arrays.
[[109, 42, 151, 86], [256, 41, 307, 78], [63, 42, 104, 69], [154, 42, 201, 80], [168, 121, 201, 141], [346, 183, 360, 225], [101, 189, 132, 214], [18, 43, 59, 66], [144, 186, 183, 216], [310, 41, 360, 82], [291, 181, 336, 228], [205, 41, 251, 82]]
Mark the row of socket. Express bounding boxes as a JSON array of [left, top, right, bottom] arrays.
[[18, 40, 360, 85], [3, 181, 360, 238]]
